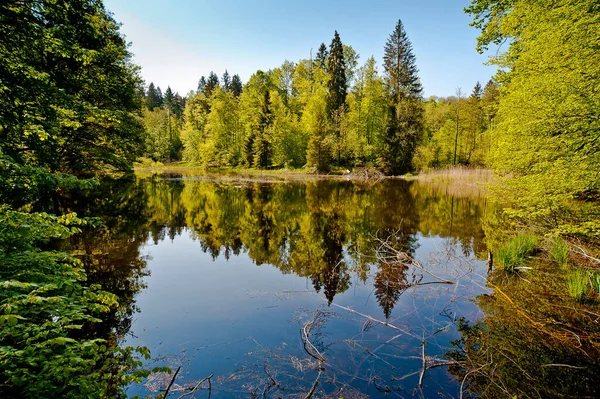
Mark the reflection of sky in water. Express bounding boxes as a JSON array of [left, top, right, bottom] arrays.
[[126, 223, 489, 398]]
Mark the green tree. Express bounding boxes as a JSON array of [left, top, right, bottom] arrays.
[[231, 74, 243, 97], [379, 19, 424, 175], [326, 31, 347, 117], [253, 90, 273, 168], [466, 0, 600, 236], [315, 43, 328, 70], [222, 70, 231, 92]]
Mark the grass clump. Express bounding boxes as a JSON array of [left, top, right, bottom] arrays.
[[592, 273, 600, 295], [550, 238, 569, 267], [566, 270, 590, 303], [496, 234, 539, 273]]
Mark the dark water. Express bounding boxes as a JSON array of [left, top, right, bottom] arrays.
[[82, 175, 488, 398], [62, 175, 600, 398]]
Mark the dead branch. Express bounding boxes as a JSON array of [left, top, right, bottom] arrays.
[[163, 365, 181, 398], [177, 373, 213, 399], [304, 366, 323, 399], [418, 338, 426, 388]]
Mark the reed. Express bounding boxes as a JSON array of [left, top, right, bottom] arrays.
[[496, 234, 539, 273]]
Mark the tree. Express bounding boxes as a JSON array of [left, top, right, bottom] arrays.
[[315, 43, 328, 70], [231, 74, 243, 97], [146, 82, 161, 111], [197, 76, 207, 93], [164, 86, 175, 110], [253, 90, 273, 168], [0, 0, 145, 175], [204, 71, 220, 96], [379, 19, 424, 175], [467, 0, 600, 236], [326, 31, 347, 117], [222, 70, 231, 92]]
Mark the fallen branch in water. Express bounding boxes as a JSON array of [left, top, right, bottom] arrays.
[[304, 366, 323, 399], [177, 373, 213, 399], [163, 365, 181, 398], [418, 337, 426, 388]]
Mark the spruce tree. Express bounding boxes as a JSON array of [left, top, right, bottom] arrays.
[[197, 76, 207, 93], [316, 43, 328, 70], [204, 72, 220, 96], [222, 70, 231, 92], [156, 86, 164, 107], [253, 90, 273, 168], [471, 81, 482, 99], [383, 20, 422, 102], [146, 82, 160, 110], [164, 86, 175, 110], [379, 19, 423, 175], [231, 74, 243, 97], [326, 31, 347, 117]]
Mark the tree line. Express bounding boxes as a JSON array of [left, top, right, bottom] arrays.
[[141, 21, 492, 174]]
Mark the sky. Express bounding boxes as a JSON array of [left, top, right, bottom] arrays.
[[103, 0, 496, 98]]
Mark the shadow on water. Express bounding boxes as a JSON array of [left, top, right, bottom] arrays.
[[49, 174, 600, 398]]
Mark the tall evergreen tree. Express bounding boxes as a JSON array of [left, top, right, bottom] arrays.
[[164, 86, 175, 110], [222, 70, 231, 92], [326, 31, 347, 117], [156, 86, 164, 107], [146, 82, 160, 110], [383, 20, 422, 102], [204, 72, 220, 96], [253, 90, 273, 168], [315, 43, 328, 70], [471, 81, 482, 99], [231, 74, 243, 97], [197, 76, 207, 93], [379, 19, 424, 175]]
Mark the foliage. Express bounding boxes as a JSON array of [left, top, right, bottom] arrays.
[[466, 0, 600, 237], [566, 270, 590, 303], [550, 238, 569, 267], [495, 234, 538, 272], [0, 0, 145, 175]]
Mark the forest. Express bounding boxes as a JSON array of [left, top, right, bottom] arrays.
[[0, 0, 599, 398], [140, 28, 498, 175]]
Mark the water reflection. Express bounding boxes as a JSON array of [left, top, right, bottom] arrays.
[[57, 174, 494, 397], [140, 176, 488, 312]]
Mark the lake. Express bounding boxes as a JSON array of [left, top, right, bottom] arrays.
[[64, 174, 598, 398]]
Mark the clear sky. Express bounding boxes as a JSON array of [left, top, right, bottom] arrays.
[[103, 0, 495, 98]]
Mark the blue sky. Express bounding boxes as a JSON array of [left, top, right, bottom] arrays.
[[104, 0, 495, 98]]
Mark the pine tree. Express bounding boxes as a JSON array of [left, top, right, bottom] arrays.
[[222, 70, 232, 92], [253, 90, 273, 168], [146, 82, 160, 110], [204, 72, 220, 96], [315, 43, 328, 70], [197, 76, 207, 93], [326, 31, 347, 117], [156, 86, 164, 107], [379, 19, 424, 175], [383, 20, 422, 102], [164, 86, 175, 110], [231, 74, 243, 97], [471, 81, 482, 99]]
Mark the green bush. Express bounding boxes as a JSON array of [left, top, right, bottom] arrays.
[[496, 234, 539, 273]]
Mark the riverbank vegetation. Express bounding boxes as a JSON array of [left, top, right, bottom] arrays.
[[1, 0, 599, 397]]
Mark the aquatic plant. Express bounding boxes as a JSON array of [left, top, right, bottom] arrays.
[[550, 238, 568, 267], [566, 270, 589, 303], [496, 234, 539, 273]]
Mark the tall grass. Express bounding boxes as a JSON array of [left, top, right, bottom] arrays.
[[496, 234, 539, 273], [592, 273, 600, 295], [417, 166, 494, 184], [550, 238, 569, 267], [566, 270, 590, 303]]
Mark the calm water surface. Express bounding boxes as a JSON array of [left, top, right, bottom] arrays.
[[85, 175, 489, 398], [70, 175, 498, 398]]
